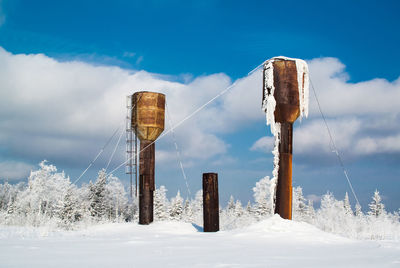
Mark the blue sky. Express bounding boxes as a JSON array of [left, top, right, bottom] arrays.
[[0, 0, 399, 211]]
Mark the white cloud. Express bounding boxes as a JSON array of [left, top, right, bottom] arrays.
[[250, 136, 274, 152], [306, 194, 322, 203], [1, 47, 399, 174], [294, 118, 362, 155], [0, 47, 237, 169], [355, 134, 400, 155], [0, 161, 34, 180], [308, 57, 400, 117]]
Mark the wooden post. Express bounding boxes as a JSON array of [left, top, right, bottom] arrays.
[[139, 140, 155, 225], [202, 173, 219, 232]]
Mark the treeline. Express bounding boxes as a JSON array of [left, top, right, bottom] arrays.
[[0, 161, 399, 240]]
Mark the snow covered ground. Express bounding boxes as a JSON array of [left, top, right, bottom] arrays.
[[1, 215, 399, 268]]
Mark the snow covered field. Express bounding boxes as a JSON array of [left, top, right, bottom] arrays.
[[1, 215, 399, 268]]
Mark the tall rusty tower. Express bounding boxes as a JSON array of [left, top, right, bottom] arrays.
[[131, 91, 165, 225], [262, 56, 309, 220]]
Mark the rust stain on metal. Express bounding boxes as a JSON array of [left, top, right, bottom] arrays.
[[203, 173, 219, 232], [273, 60, 300, 124]]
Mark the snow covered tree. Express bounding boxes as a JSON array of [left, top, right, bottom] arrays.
[[88, 170, 107, 220], [57, 186, 80, 229], [245, 201, 252, 214], [0, 182, 23, 217], [252, 176, 273, 218], [355, 203, 363, 217], [316, 192, 348, 234], [182, 199, 193, 222], [306, 200, 316, 223], [124, 196, 138, 222], [154, 185, 169, 221], [292, 186, 308, 221], [234, 200, 244, 217], [0, 182, 11, 210], [343, 192, 353, 216], [169, 191, 183, 221], [368, 190, 385, 217], [7, 196, 15, 215], [13, 160, 71, 226], [226, 195, 235, 215], [104, 175, 128, 221], [191, 190, 203, 225]]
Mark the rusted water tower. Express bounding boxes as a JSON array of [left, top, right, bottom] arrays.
[[131, 91, 165, 225], [262, 56, 309, 220]]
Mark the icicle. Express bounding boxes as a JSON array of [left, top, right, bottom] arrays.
[[262, 58, 280, 211], [270, 122, 281, 212], [262, 59, 277, 136], [294, 58, 309, 119]]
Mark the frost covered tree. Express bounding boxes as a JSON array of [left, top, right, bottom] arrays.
[[306, 200, 316, 223], [0, 182, 24, 217], [104, 175, 128, 221], [234, 200, 244, 217], [169, 191, 183, 221], [252, 176, 273, 218], [57, 186, 80, 229], [13, 161, 71, 226], [292, 186, 308, 221], [2, 160, 400, 239], [7, 196, 15, 215], [245, 201, 252, 214], [0, 182, 12, 210], [368, 190, 385, 217], [316, 192, 349, 234], [220, 197, 256, 230], [343, 192, 353, 216], [226, 195, 235, 215], [182, 199, 193, 222], [355, 203, 363, 217], [191, 190, 203, 225], [88, 170, 107, 220], [124, 194, 138, 222], [154, 185, 169, 221]]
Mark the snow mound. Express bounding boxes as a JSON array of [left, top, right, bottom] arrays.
[[235, 214, 351, 243]]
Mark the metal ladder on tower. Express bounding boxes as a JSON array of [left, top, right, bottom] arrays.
[[125, 95, 138, 199]]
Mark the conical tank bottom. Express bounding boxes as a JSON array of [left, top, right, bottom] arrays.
[[132, 91, 165, 142]]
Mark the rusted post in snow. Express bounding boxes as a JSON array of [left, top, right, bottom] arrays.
[[262, 57, 309, 220], [202, 173, 219, 232]]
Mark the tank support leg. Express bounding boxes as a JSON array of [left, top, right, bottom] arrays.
[[139, 140, 155, 225]]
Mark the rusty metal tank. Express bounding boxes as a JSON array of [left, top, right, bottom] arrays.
[[270, 59, 300, 123], [132, 91, 165, 142], [262, 57, 303, 220], [131, 91, 165, 225]]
